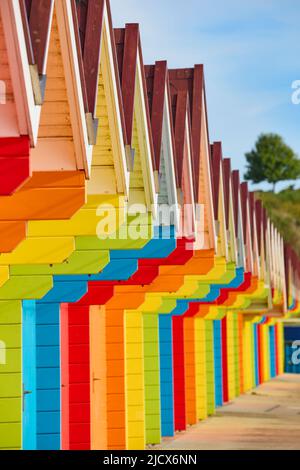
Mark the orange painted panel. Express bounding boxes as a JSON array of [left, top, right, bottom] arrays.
[[0, 171, 85, 221], [105, 294, 147, 311], [184, 318, 197, 425], [105, 309, 126, 450], [90, 306, 107, 450], [0, 221, 26, 252]]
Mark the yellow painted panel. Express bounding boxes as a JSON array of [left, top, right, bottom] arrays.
[[124, 312, 145, 450], [0, 267, 9, 288], [0, 238, 75, 264]]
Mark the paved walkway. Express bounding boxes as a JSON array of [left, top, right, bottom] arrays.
[[153, 374, 300, 450]]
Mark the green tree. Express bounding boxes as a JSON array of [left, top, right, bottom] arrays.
[[244, 133, 300, 192]]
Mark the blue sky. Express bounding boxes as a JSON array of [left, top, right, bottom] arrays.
[[110, 0, 300, 191]]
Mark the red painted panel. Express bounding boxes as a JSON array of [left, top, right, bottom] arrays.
[[172, 316, 186, 431], [0, 137, 30, 195], [0, 136, 30, 156], [65, 304, 90, 450]]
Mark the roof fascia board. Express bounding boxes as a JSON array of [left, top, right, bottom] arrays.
[[184, 112, 196, 239], [27, 0, 54, 75], [134, 50, 157, 216], [0, 0, 42, 142], [100, 6, 129, 195], [200, 92, 216, 250], [55, 0, 92, 175], [162, 82, 180, 229], [217, 158, 228, 259]]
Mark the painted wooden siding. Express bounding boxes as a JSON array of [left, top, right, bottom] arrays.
[[68, 305, 90, 450], [89, 67, 117, 195], [205, 320, 215, 416], [38, 12, 73, 140], [0, 16, 13, 103], [22, 301, 37, 450], [35, 303, 61, 450], [213, 320, 223, 407], [195, 318, 208, 420], [0, 13, 19, 138], [90, 306, 107, 450], [105, 309, 126, 450], [184, 318, 197, 425], [157, 147, 169, 205], [143, 314, 161, 445], [129, 115, 146, 206], [172, 316, 186, 431], [0, 301, 22, 450], [159, 315, 174, 437], [125, 311, 145, 450]]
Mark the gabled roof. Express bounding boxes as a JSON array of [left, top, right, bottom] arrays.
[[22, 0, 53, 79], [172, 89, 195, 191], [145, 61, 178, 186], [145, 61, 179, 226], [222, 158, 231, 231], [114, 24, 156, 169], [211, 141, 228, 258], [168, 66, 210, 200], [240, 181, 255, 273], [113, 24, 157, 211], [211, 142, 223, 221], [168, 67, 216, 250], [74, 0, 130, 194], [255, 198, 263, 256], [75, 0, 125, 132], [232, 170, 240, 239]]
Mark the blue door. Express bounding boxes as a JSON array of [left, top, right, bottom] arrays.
[[213, 320, 223, 407], [159, 315, 174, 437], [284, 327, 300, 374], [22, 301, 37, 450], [35, 302, 61, 450], [269, 326, 276, 378]]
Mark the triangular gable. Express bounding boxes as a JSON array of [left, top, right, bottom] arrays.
[[28, 0, 92, 175], [75, 0, 129, 195], [169, 66, 216, 250], [255, 198, 267, 281], [169, 86, 196, 240], [114, 24, 157, 214], [232, 170, 246, 269], [145, 61, 179, 229], [223, 158, 237, 264], [249, 192, 260, 277], [211, 142, 228, 259], [0, 0, 48, 141], [240, 182, 254, 273], [261, 205, 273, 297]]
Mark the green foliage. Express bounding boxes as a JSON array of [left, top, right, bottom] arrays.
[[245, 133, 300, 190], [257, 188, 300, 256]]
